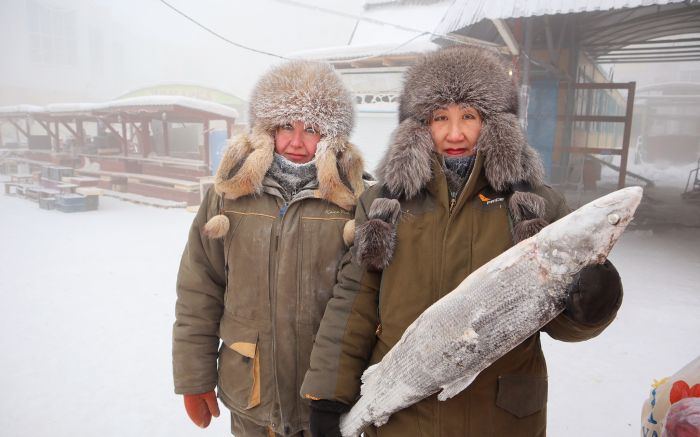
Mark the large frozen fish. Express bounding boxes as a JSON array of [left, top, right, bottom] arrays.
[[340, 186, 643, 437]]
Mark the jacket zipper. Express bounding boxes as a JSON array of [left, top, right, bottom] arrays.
[[269, 190, 307, 433], [449, 196, 457, 214]]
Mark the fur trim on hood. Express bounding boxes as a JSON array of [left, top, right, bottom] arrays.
[[203, 60, 363, 239], [357, 46, 549, 270]]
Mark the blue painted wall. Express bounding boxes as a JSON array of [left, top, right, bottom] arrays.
[[208, 129, 228, 175], [526, 79, 560, 180]]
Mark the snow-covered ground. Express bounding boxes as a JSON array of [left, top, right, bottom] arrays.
[[1, 180, 698, 436]]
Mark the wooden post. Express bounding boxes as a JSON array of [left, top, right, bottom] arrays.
[[10, 120, 30, 140], [618, 82, 636, 189], [121, 119, 128, 156], [55, 121, 61, 153], [162, 114, 170, 157], [203, 120, 210, 170], [26, 119, 31, 145], [76, 119, 85, 150], [138, 121, 151, 157], [36, 120, 60, 149]]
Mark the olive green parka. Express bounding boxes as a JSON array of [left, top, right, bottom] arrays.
[[173, 60, 365, 436], [300, 47, 622, 437]]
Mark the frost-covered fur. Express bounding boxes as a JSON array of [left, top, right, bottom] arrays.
[[249, 61, 354, 139], [356, 198, 402, 270], [379, 48, 544, 196], [360, 46, 549, 268], [204, 60, 364, 238], [398, 46, 519, 123]]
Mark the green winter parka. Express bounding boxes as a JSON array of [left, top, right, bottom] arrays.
[[173, 128, 365, 435], [301, 152, 622, 437]]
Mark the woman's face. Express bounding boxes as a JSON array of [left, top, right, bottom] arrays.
[[274, 121, 321, 163], [429, 104, 482, 158]]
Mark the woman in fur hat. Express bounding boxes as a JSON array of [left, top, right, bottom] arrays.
[[172, 60, 366, 437], [302, 47, 623, 437]]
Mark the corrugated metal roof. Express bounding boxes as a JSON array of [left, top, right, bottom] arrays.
[[434, 0, 689, 35], [288, 35, 440, 61]]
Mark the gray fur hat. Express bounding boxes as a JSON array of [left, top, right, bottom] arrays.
[[357, 46, 550, 271], [399, 46, 519, 123], [248, 60, 354, 139], [377, 46, 544, 199]]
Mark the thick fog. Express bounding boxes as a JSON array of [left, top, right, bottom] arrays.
[[0, 0, 360, 104], [1, 2, 700, 437]]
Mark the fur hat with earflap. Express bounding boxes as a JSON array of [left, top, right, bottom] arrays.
[[203, 60, 365, 239], [356, 46, 550, 271]]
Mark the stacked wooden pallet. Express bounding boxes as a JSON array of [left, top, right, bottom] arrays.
[[76, 168, 201, 205]]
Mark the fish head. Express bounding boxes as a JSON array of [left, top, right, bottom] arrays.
[[535, 186, 643, 277]]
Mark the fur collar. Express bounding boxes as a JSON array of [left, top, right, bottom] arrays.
[[356, 115, 548, 271], [213, 127, 364, 211], [376, 114, 544, 200]]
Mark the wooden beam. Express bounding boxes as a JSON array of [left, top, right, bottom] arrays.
[[569, 115, 628, 123], [133, 121, 151, 157], [35, 120, 60, 143], [589, 44, 700, 54], [60, 121, 79, 138], [543, 16, 557, 67], [55, 121, 61, 153], [76, 120, 85, 149], [618, 82, 635, 189], [100, 120, 128, 154], [121, 120, 128, 156], [203, 120, 210, 170], [598, 57, 700, 64], [492, 19, 519, 56], [573, 82, 636, 90], [584, 37, 700, 47], [556, 147, 622, 155], [9, 120, 30, 139], [162, 116, 170, 157], [596, 55, 700, 63]]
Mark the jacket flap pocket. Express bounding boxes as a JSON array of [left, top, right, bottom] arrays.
[[218, 314, 261, 410], [496, 374, 548, 418], [219, 314, 259, 355]]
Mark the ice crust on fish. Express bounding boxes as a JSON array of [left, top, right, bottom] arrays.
[[339, 187, 643, 437]]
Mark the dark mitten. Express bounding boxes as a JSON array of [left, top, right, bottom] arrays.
[[309, 400, 349, 437], [564, 260, 623, 325]]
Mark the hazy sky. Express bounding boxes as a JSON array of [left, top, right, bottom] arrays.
[[0, 0, 369, 104], [1, 0, 699, 107]]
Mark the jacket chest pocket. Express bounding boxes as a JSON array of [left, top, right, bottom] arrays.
[[470, 201, 513, 271], [297, 216, 348, 327], [224, 211, 276, 321]]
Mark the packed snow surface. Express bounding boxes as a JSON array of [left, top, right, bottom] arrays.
[[0, 183, 698, 436]]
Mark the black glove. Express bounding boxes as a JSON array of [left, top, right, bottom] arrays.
[[309, 400, 349, 437], [564, 260, 623, 325]]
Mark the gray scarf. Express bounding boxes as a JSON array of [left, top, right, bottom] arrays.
[[443, 155, 476, 202], [266, 153, 318, 201]]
